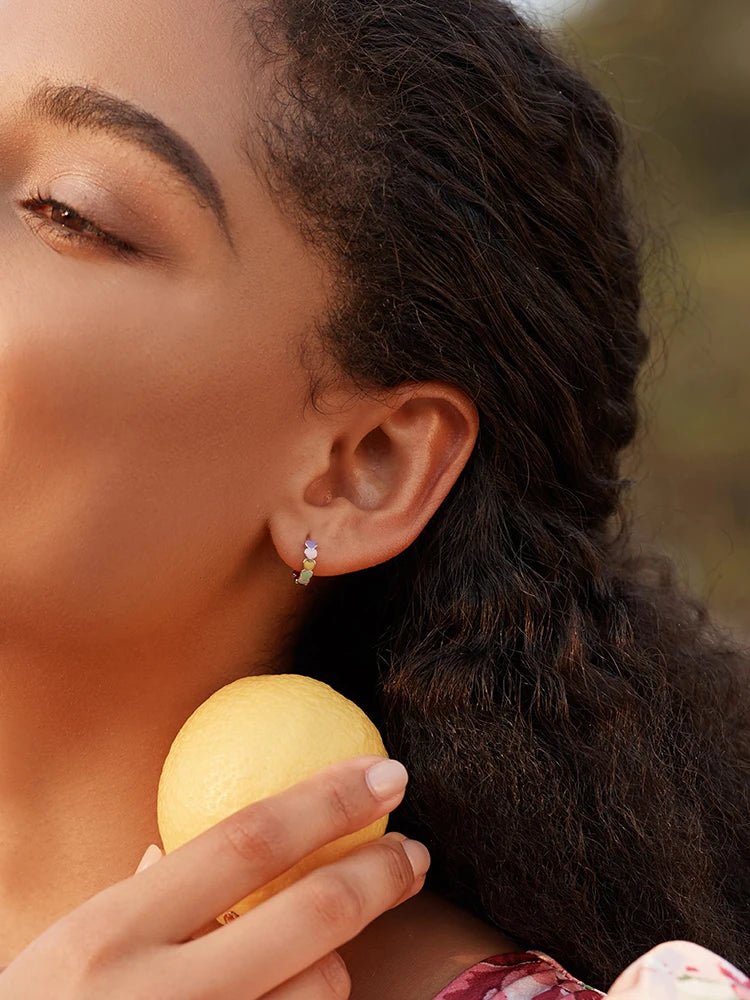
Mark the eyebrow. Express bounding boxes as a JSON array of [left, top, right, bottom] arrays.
[[25, 81, 233, 244]]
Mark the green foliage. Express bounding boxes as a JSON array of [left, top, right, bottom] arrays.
[[564, 0, 750, 629]]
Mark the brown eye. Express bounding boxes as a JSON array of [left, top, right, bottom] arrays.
[[21, 193, 137, 257], [48, 202, 89, 234], [35, 199, 104, 238], [24, 195, 107, 240]]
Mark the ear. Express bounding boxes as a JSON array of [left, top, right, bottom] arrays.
[[268, 383, 479, 576]]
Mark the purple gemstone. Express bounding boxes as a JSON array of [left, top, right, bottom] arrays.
[[305, 539, 317, 550]]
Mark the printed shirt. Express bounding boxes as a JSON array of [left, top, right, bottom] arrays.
[[429, 950, 603, 1000], [429, 943, 750, 1000]]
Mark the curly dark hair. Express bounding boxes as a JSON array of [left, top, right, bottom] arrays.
[[242, 0, 750, 988]]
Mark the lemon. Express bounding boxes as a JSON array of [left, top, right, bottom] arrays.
[[157, 673, 389, 922]]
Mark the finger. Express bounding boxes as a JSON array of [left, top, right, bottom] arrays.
[[135, 844, 163, 873], [259, 951, 351, 1000], [123, 755, 409, 941], [138, 846, 219, 941], [177, 830, 430, 998], [188, 917, 222, 941]]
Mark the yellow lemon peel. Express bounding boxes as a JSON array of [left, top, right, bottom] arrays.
[[157, 674, 389, 921]]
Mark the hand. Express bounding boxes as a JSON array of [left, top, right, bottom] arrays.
[[0, 755, 428, 999]]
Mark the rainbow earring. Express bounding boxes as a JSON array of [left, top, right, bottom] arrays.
[[293, 539, 318, 586]]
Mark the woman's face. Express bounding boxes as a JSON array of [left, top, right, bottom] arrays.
[[0, 0, 331, 645]]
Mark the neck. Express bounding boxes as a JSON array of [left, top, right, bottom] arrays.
[[0, 575, 300, 965]]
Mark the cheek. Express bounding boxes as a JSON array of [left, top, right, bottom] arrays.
[[0, 263, 308, 640]]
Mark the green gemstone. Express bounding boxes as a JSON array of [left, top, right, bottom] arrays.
[[299, 570, 314, 581]]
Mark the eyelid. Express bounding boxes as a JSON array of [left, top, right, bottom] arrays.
[[14, 159, 192, 266], [20, 192, 139, 259], [27, 193, 117, 238]]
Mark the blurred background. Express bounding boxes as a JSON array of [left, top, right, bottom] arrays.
[[516, 0, 750, 633]]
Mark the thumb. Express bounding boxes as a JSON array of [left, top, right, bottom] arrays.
[[135, 843, 164, 874]]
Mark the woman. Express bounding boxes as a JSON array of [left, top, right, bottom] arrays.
[[0, 0, 747, 995]]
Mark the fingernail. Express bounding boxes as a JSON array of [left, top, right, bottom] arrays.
[[385, 832, 408, 843], [402, 839, 430, 878], [136, 844, 163, 873], [366, 759, 409, 799]]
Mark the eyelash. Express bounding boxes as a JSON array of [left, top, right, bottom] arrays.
[[20, 191, 138, 259]]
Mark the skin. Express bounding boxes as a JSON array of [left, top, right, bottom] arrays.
[[0, 0, 517, 994]]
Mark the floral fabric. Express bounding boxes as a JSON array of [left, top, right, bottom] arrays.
[[608, 941, 750, 1000], [430, 943, 750, 1000], [429, 950, 603, 1000]]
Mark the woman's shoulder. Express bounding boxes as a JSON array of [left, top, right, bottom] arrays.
[[429, 950, 604, 1000], [339, 889, 590, 1000]]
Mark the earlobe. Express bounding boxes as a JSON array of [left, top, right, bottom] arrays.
[[269, 383, 479, 580]]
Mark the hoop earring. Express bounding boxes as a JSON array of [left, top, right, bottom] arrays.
[[293, 539, 318, 586]]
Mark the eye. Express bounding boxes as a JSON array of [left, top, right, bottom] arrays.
[[20, 192, 138, 258]]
